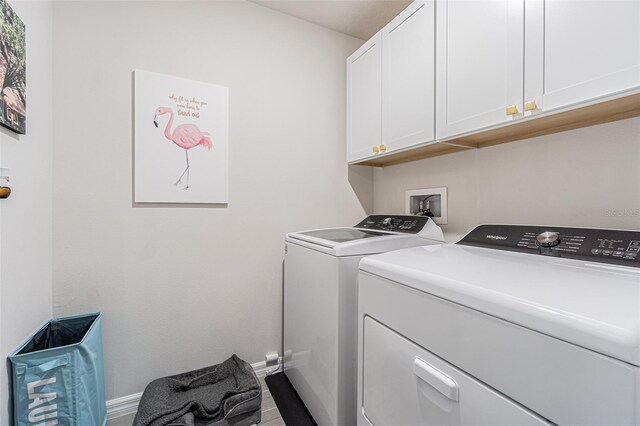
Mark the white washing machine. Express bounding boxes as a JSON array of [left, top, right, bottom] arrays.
[[357, 224, 640, 426], [284, 215, 445, 426]]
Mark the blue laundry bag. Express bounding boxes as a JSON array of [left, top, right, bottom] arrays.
[[8, 312, 107, 426]]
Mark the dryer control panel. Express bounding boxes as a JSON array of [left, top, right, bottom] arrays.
[[458, 224, 640, 268], [355, 215, 431, 234]]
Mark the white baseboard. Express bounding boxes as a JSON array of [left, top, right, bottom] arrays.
[[106, 392, 144, 419], [106, 358, 282, 420]]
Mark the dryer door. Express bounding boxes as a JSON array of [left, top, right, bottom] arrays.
[[361, 317, 550, 426]]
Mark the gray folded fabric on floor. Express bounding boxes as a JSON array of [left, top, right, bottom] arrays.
[[134, 354, 262, 426]]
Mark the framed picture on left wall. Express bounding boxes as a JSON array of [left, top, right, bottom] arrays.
[[134, 70, 229, 204], [0, 0, 26, 135]]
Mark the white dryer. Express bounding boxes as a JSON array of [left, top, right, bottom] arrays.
[[357, 224, 640, 426], [284, 215, 444, 426]]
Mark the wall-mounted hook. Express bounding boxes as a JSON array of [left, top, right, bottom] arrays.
[[0, 168, 11, 199]]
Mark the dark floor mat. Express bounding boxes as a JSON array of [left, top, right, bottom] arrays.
[[265, 372, 316, 426]]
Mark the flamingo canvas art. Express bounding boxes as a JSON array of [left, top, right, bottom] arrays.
[[153, 107, 212, 190], [134, 70, 229, 203]]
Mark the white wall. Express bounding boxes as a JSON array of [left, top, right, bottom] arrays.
[[0, 1, 53, 423], [374, 117, 640, 241], [52, 1, 370, 401]]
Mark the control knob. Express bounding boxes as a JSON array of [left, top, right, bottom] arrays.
[[536, 231, 560, 248]]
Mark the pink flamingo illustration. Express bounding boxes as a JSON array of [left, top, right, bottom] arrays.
[[153, 107, 212, 190]]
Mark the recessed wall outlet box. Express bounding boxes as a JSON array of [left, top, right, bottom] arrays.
[[405, 187, 448, 225]]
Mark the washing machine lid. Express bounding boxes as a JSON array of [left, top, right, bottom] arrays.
[[294, 228, 390, 245], [360, 224, 640, 366], [286, 215, 444, 257], [287, 228, 425, 256]]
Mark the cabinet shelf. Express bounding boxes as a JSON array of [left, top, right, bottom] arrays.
[[353, 92, 640, 167]]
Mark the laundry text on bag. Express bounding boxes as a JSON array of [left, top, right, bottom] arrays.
[[27, 377, 58, 426]]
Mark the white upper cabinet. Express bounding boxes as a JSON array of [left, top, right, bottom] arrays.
[[436, 0, 524, 140], [382, 0, 435, 152], [524, 0, 640, 115], [348, 0, 640, 166], [347, 32, 382, 163], [348, 1, 436, 163]]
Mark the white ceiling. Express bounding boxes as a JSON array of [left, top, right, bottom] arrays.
[[250, 0, 412, 40]]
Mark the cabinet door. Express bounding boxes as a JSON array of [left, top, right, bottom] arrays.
[[436, 0, 524, 139], [525, 0, 640, 115], [383, 0, 435, 152], [347, 32, 382, 163]]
